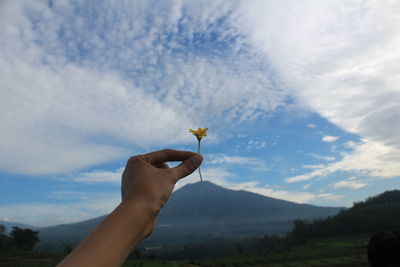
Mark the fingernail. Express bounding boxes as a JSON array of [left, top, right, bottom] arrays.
[[191, 154, 203, 166]]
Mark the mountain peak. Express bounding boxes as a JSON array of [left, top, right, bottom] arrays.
[[179, 180, 224, 190], [175, 181, 227, 196]]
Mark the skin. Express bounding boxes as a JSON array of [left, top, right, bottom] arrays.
[[57, 149, 203, 267]]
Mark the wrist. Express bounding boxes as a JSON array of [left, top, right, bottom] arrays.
[[122, 194, 161, 217], [120, 199, 158, 239]]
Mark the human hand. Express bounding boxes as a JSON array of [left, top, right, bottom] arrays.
[[121, 149, 203, 235], [57, 149, 202, 267]]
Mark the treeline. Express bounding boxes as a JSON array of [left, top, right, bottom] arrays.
[[289, 190, 400, 241], [127, 234, 288, 260], [0, 225, 39, 251]]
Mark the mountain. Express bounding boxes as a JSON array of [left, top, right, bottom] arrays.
[[158, 181, 341, 223], [36, 181, 342, 251]]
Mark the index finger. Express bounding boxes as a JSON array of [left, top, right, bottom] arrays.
[[141, 149, 198, 164]]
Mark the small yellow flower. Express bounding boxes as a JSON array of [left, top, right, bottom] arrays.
[[189, 127, 208, 140], [189, 127, 208, 182]]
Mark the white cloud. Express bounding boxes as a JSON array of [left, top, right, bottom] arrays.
[[207, 153, 268, 171], [287, 139, 400, 183], [238, 1, 400, 182], [333, 180, 367, 190], [344, 141, 358, 149], [302, 164, 325, 169], [322, 136, 340, 143], [0, 192, 120, 227], [303, 183, 311, 190], [0, 1, 288, 175], [316, 193, 344, 201], [308, 153, 336, 162], [307, 123, 317, 128], [246, 139, 267, 150], [1, 0, 399, 209], [72, 168, 124, 183], [229, 183, 343, 204]]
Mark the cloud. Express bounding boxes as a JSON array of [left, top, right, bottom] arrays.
[[208, 153, 268, 171], [322, 136, 340, 143], [72, 168, 124, 183], [246, 139, 267, 150], [0, 0, 288, 175], [238, 1, 400, 181], [308, 153, 336, 162], [344, 141, 358, 149], [303, 183, 311, 190], [2, 0, 399, 206], [287, 139, 400, 183], [302, 164, 325, 169], [229, 183, 343, 204], [0, 192, 120, 226], [333, 180, 367, 190], [307, 123, 317, 128]]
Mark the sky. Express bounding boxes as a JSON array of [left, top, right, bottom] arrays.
[[0, 0, 399, 227]]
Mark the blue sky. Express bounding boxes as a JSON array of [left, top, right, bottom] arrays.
[[0, 0, 399, 226]]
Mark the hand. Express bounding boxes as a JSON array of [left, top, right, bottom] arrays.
[[121, 149, 203, 235], [58, 149, 203, 267]]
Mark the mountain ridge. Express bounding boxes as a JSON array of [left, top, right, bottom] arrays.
[[35, 181, 342, 251], [158, 181, 342, 223]]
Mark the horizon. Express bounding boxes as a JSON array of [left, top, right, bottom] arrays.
[[0, 180, 392, 228], [0, 1, 399, 227], [1, 180, 347, 228]]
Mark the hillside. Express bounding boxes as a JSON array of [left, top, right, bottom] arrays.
[[290, 190, 400, 240], [36, 181, 342, 251]]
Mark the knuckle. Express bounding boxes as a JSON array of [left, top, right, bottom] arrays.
[[181, 164, 192, 176], [127, 155, 144, 165], [127, 155, 138, 163], [163, 148, 172, 154]]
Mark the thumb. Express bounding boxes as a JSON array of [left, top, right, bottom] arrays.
[[172, 154, 203, 182]]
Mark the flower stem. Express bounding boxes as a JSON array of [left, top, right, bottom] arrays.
[[197, 139, 203, 182]]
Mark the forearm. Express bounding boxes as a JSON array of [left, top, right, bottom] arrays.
[[58, 201, 154, 267]]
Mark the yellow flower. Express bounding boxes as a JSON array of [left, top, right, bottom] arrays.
[[189, 127, 208, 182], [189, 127, 208, 140]]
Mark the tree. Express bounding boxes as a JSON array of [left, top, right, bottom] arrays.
[[290, 219, 309, 241], [10, 227, 39, 250], [235, 242, 243, 255], [0, 225, 11, 251]]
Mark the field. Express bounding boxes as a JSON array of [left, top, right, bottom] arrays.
[[0, 234, 369, 267], [192, 235, 368, 267]]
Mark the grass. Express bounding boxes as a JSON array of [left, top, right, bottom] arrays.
[[0, 234, 369, 267], [0, 250, 62, 267], [191, 234, 369, 267], [122, 261, 181, 267]]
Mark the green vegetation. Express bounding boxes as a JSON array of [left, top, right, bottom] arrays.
[[289, 190, 400, 241], [0, 226, 40, 252], [0, 235, 368, 266], [0, 250, 62, 267], [195, 234, 368, 266]]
